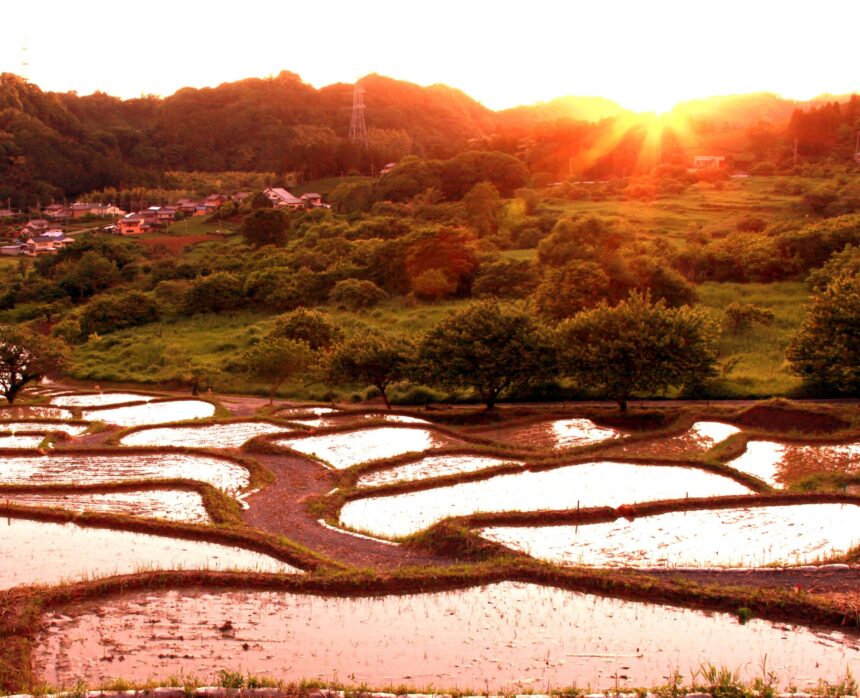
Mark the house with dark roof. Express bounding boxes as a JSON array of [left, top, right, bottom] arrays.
[[264, 187, 304, 210]]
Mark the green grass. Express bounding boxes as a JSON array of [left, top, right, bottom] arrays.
[[549, 177, 803, 245], [164, 216, 239, 236], [698, 281, 809, 397], [70, 299, 471, 399]]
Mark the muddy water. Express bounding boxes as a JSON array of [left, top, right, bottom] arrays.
[[340, 462, 753, 538], [120, 421, 294, 448], [0, 517, 300, 590], [0, 421, 89, 436], [0, 406, 73, 419], [276, 427, 455, 469], [0, 453, 249, 495], [479, 418, 619, 450], [53, 393, 155, 407], [728, 441, 860, 488], [84, 400, 216, 426], [356, 455, 521, 488], [602, 421, 741, 458], [33, 581, 860, 691], [2, 490, 210, 524], [481, 503, 860, 568]]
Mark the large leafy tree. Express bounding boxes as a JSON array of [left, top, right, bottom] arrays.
[[787, 271, 860, 394], [416, 300, 554, 409], [0, 327, 69, 404], [326, 330, 415, 409], [556, 292, 719, 411], [243, 336, 314, 403], [240, 209, 290, 248]]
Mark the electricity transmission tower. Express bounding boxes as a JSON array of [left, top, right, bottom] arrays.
[[348, 83, 368, 147]]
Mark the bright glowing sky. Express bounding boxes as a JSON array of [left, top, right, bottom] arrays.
[[2, 0, 858, 114]]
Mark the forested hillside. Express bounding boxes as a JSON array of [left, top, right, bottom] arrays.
[[1, 70, 858, 208]]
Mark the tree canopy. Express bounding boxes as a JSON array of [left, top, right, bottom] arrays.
[[416, 300, 554, 409], [556, 292, 719, 411], [787, 271, 860, 395], [0, 326, 69, 403]]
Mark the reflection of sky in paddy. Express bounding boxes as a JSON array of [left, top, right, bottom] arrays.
[[121, 421, 292, 448], [34, 581, 860, 691], [482, 503, 860, 568], [728, 440, 860, 488], [277, 427, 451, 469], [341, 461, 752, 538], [4, 490, 210, 524], [53, 393, 155, 407], [0, 517, 301, 591], [84, 400, 215, 426], [0, 453, 249, 494], [357, 454, 520, 488]]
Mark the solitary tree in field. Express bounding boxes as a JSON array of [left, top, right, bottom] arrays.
[[787, 271, 860, 395], [326, 330, 415, 409], [0, 327, 69, 404], [416, 300, 554, 410], [556, 292, 719, 412], [243, 336, 314, 403]]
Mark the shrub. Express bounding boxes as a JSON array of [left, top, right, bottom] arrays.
[[329, 278, 386, 310], [723, 302, 775, 333], [736, 216, 767, 233]]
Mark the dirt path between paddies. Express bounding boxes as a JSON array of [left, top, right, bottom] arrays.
[[240, 452, 455, 570]]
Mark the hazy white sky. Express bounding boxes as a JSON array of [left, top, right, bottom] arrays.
[[2, 0, 858, 113]]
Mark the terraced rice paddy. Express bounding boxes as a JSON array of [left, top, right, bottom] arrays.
[[276, 427, 456, 469], [300, 413, 432, 428], [728, 441, 860, 488], [481, 503, 860, 568], [52, 393, 155, 407], [120, 421, 294, 448], [83, 399, 216, 426], [0, 516, 301, 590], [603, 421, 741, 457], [0, 452, 249, 494], [2, 490, 210, 523], [33, 582, 860, 690], [0, 421, 89, 436], [339, 462, 753, 538], [0, 406, 73, 419], [477, 418, 619, 450], [0, 434, 45, 448], [356, 454, 521, 488]]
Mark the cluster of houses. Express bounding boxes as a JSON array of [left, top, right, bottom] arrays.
[[0, 219, 75, 256], [116, 188, 326, 235], [0, 188, 330, 251]]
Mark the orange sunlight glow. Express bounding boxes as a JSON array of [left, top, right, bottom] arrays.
[[1, 0, 858, 115]]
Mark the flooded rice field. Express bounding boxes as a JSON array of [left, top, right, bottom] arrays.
[[2, 490, 210, 524], [0, 421, 89, 436], [0, 516, 300, 590], [0, 405, 73, 419], [277, 406, 336, 419], [356, 454, 521, 488], [0, 452, 249, 495], [339, 462, 753, 538], [33, 581, 860, 690], [120, 421, 294, 448], [83, 399, 216, 426], [602, 421, 740, 458], [476, 418, 619, 450], [728, 441, 860, 488], [296, 413, 432, 428], [52, 392, 155, 407], [276, 427, 456, 469], [0, 434, 46, 448], [481, 503, 860, 568]]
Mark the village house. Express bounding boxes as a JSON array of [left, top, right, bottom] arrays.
[[692, 155, 726, 169], [231, 191, 252, 203], [19, 219, 50, 238], [264, 187, 305, 210], [300, 192, 325, 208], [157, 206, 177, 224], [43, 204, 66, 219], [176, 198, 198, 214], [204, 194, 226, 208], [117, 214, 146, 235], [24, 234, 73, 255], [0, 242, 25, 256]]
